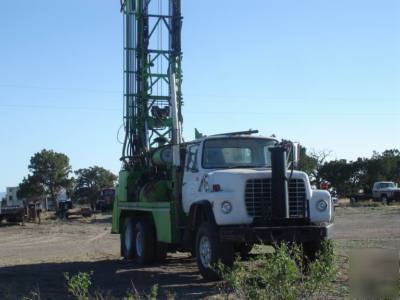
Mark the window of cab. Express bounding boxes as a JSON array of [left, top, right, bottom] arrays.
[[186, 143, 199, 171], [202, 138, 277, 169]]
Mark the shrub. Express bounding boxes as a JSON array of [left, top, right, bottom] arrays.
[[220, 240, 337, 300], [62, 272, 161, 300], [64, 271, 93, 300], [124, 283, 159, 300]]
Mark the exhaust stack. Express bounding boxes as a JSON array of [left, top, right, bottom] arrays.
[[270, 146, 289, 219]]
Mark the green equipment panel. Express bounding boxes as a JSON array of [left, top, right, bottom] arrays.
[[117, 201, 174, 244]]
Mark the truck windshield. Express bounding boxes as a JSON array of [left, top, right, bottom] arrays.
[[380, 182, 395, 188], [202, 138, 277, 169]]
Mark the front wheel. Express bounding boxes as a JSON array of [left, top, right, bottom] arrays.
[[235, 243, 253, 260], [195, 222, 234, 281], [155, 242, 168, 262], [302, 240, 322, 262]]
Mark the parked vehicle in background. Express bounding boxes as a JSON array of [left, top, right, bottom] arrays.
[[0, 205, 25, 224], [55, 189, 94, 219], [372, 181, 400, 204], [0, 187, 25, 224], [348, 190, 370, 203], [26, 200, 42, 224], [56, 189, 73, 219], [96, 188, 115, 212], [330, 191, 339, 205]]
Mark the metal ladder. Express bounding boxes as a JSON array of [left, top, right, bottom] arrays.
[[121, 0, 182, 166]]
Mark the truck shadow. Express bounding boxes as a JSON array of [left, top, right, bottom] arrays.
[[0, 258, 219, 299]]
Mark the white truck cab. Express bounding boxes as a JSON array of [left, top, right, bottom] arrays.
[[182, 135, 333, 225]]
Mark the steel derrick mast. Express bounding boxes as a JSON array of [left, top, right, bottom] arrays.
[[121, 0, 183, 167]]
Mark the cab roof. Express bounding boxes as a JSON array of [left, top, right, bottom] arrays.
[[187, 134, 279, 144]]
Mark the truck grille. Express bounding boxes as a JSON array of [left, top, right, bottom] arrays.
[[245, 178, 307, 218]]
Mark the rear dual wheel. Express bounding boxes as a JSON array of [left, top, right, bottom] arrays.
[[121, 217, 166, 264], [133, 219, 156, 264], [121, 218, 136, 259]]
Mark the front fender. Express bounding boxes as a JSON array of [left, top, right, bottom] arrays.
[[310, 190, 333, 223], [187, 200, 216, 229], [192, 191, 253, 226]]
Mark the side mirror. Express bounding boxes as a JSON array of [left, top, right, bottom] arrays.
[[292, 142, 301, 168]]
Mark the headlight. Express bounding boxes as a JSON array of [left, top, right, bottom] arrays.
[[316, 199, 328, 212], [221, 201, 232, 214]]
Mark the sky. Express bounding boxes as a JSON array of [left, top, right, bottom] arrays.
[[0, 0, 399, 189]]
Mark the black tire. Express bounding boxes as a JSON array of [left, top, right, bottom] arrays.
[[195, 222, 234, 281], [133, 219, 156, 265], [155, 242, 168, 262], [121, 217, 136, 259], [236, 243, 253, 260], [303, 240, 322, 262], [190, 247, 196, 258], [19, 214, 25, 225]]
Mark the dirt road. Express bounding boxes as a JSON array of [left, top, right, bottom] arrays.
[[0, 205, 399, 299], [0, 215, 217, 299]]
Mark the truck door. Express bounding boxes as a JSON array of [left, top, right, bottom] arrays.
[[182, 143, 201, 212]]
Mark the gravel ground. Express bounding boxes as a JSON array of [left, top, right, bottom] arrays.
[[0, 204, 399, 299]]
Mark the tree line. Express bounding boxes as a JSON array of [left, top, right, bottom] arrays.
[[4, 147, 400, 206], [299, 148, 400, 196], [15, 149, 117, 207]]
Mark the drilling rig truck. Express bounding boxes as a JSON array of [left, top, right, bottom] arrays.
[[112, 0, 334, 280]]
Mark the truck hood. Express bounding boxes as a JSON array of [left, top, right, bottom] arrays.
[[207, 168, 308, 178]]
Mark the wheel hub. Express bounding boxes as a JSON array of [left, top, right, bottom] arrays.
[[136, 231, 144, 257], [125, 223, 132, 251], [199, 236, 212, 267]]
